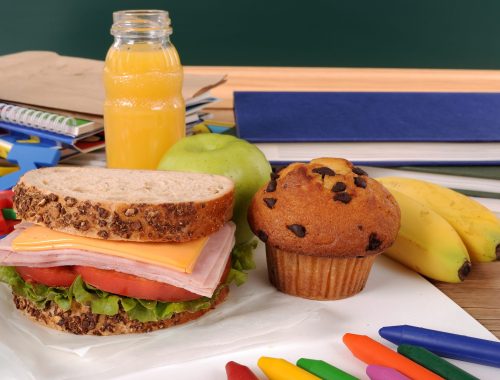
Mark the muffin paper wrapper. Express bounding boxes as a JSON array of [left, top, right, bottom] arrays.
[[266, 245, 378, 300]]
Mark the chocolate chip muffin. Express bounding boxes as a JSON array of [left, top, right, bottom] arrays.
[[248, 157, 401, 300]]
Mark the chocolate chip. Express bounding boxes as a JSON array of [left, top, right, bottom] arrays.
[[366, 233, 382, 251], [257, 230, 268, 242], [263, 198, 277, 209], [352, 167, 368, 176], [312, 166, 336, 179], [332, 181, 347, 192], [357, 225, 363, 231], [334, 192, 352, 204], [266, 180, 277, 193], [354, 176, 367, 188], [287, 224, 306, 238]]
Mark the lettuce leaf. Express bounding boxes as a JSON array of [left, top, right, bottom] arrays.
[[0, 238, 258, 323], [229, 239, 257, 286]]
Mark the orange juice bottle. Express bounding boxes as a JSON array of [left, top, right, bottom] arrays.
[[104, 10, 185, 169]]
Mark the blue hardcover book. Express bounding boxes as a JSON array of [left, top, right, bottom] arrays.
[[234, 91, 500, 165]]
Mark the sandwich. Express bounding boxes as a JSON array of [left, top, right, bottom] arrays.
[[0, 166, 237, 335]]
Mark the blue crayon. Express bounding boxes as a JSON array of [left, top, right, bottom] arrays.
[[379, 325, 500, 368]]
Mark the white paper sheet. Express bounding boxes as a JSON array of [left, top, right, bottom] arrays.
[[0, 245, 498, 380]]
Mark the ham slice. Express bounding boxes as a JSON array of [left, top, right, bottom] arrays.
[[0, 223, 235, 297]]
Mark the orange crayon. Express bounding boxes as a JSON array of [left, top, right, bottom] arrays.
[[343, 333, 444, 380]]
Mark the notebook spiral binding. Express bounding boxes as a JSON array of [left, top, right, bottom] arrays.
[[0, 102, 76, 134]]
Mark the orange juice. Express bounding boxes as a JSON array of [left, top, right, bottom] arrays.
[[104, 10, 185, 169]]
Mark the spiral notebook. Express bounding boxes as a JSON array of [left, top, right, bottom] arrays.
[[0, 102, 100, 137]]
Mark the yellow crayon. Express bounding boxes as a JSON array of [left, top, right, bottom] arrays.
[[258, 357, 320, 380]]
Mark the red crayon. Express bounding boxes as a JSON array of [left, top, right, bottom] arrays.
[[343, 333, 444, 380], [226, 361, 259, 380]]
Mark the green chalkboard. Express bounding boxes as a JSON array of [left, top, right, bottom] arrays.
[[2, 0, 500, 68]]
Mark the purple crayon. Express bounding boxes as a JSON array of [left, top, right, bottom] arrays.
[[366, 365, 411, 380]]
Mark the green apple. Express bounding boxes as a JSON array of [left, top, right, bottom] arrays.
[[157, 134, 271, 244]]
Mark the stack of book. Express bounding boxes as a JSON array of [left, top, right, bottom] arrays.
[[0, 51, 225, 161], [234, 91, 500, 215]]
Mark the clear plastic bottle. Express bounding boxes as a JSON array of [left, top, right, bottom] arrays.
[[104, 10, 185, 169]]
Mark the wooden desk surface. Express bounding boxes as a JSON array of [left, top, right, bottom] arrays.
[[185, 66, 500, 339]]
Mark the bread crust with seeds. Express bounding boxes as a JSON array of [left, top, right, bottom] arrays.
[[12, 286, 229, 336], [13, 167, 234, 242], [248, 158, 400, 257]]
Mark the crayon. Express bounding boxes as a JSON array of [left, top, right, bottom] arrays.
[[379, 325, 500, 368], [366, 365, 411, 380], [225, 361, 259, 380], [398, 344, 479, 380], [297, 358, 359, 380], [342, 333, 443, 380], [258, 357, 320, 380]]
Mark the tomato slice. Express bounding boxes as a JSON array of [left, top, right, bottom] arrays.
[[73, 266, 201, 302], [74, 258, 231, 302], [16, 266, 77, 287]]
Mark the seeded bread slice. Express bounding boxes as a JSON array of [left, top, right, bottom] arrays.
[[12, 286, 229, 335], [13, 167, 234, 242]]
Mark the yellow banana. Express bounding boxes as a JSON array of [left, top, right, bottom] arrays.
[[383, 188, 471, 283], [378, 176, 500, 262]]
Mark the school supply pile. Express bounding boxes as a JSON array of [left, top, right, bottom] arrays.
[[0, 51, 225, 162]]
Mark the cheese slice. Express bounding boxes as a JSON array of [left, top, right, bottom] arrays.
[[11, 226, 208, 274]]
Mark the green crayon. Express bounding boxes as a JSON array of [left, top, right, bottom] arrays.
[[297, 358, 359, 380], [397, 344, 479, 380]]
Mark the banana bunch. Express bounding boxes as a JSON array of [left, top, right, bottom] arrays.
[[377, 177, 500, 283]]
